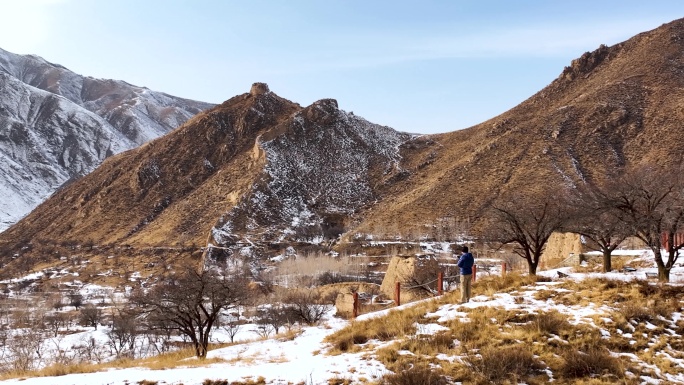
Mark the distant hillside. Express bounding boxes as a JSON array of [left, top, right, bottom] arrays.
[[0, 48, 214, 230]]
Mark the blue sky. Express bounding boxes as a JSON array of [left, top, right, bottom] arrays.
[[1, 0, 683, 134]]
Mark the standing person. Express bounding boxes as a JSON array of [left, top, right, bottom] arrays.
[[457, 246, 475, 303]]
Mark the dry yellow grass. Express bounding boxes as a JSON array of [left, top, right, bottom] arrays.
[[0, 346, 230, 381]]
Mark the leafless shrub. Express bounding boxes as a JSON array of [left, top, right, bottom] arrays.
[[526, 311, 570, 335], [71, 337, 106, 363], [45, 312, 71, 337], [619, 302, 654, 323], [500, 253, 525, 272], [315, 271, 346, 285], [402, 256, 441, 296], [51, 296, 66, 311], [47, 335, 75, 367], [253, 324, 274, 339], [4, 328, 45, 372], [255, 304, 296, 336], [220, 318, 242, 343]]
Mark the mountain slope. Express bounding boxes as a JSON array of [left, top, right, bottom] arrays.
[[0, 48, 214, 230], [0, 72, 130, 230], [349, 18, 684, 237]]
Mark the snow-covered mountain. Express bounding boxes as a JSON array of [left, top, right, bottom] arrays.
[[0, 48, 214, 230]]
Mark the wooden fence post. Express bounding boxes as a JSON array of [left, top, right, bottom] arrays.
[[501, 262, 507, 279], [395, 282, 401, 306], [352, 292, 359, 318], [437, 271, 444, 295], [472, 265, 477, 283]]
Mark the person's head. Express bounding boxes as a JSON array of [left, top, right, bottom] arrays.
[[462, 246, 469, 253]]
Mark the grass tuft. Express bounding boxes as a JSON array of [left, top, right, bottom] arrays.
[[467, 345, 544, 383], [378, 364, 446, 385], [526, 310, 571, 336], [559, 347, 625, 379]]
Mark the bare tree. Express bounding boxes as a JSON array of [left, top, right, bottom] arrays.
[[484, 189, 570, 275], [284, 291, 329, 325], [255, 304, 293, 336], [45, 312, 71, 337], [68, 291, 84, 309], [598, 165, 684, 282], [220, 315, 242, 343], [72, 336, 106, 363], [79, 304, 102, 330], [565, 185, 631, 272], [131, 267, 249, 358], [106, 310, 139, 358]]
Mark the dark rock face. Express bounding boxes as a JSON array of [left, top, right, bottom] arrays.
[[0, 47, 214, 230]]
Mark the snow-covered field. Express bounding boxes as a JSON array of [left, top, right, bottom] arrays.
[[0, 249, 682, 384]]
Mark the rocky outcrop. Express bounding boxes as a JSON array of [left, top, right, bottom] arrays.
[[560, 44, 619, 81]]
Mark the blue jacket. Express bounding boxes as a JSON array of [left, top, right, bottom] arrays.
[[457, 252, 474, 275]]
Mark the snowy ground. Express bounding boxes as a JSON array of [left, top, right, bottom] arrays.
[[0, 248, 682, 384]]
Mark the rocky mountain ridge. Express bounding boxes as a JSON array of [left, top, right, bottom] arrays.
[[0, 48, 214, 230]]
